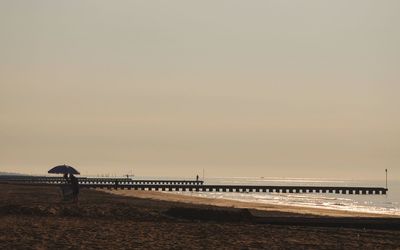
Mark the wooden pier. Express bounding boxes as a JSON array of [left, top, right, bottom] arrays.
[[0, 176, 388, 195], [85, 184, 387, 195], [0, 176, 203, 185]]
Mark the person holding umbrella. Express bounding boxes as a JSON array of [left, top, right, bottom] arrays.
[[69, 174, 79, 203], [48, 164, 80, 202], [63, 173, 70, 184]]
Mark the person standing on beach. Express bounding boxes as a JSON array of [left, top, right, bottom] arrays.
[[63, 173, 70, 184], [60, 173, 71, 200], [70, 174, 79, 203]]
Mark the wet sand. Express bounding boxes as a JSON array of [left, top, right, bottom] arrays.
[[1, 183, 400, 249], [105, 189, 398, 218]]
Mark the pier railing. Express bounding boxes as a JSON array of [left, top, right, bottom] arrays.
[[82, 184, 387, 195], [0, 175, 203, 186]]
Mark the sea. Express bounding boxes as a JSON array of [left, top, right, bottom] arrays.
[[134, 176, 400, 216]]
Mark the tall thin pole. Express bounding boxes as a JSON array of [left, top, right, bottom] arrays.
[[385, 169, 388, 189]]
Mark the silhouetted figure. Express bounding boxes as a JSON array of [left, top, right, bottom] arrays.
[[70, 174, 79, 203], [60, 173, 71, 200], [196, 174, 199, 184], [63, 173, 70, 184]]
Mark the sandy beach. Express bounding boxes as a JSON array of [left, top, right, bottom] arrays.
[[1, 183, 400, 249]]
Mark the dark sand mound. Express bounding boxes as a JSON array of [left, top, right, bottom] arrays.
[[163, 206, 400, 230], [165, 207, 254, 222]]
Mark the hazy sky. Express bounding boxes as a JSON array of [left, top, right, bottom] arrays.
[[1, 1, 399, 180]]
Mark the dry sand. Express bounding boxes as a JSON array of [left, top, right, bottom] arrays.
[[1, 183, 400, 249]]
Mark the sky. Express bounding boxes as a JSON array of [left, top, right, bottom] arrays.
[[0, 1, 399, 180]]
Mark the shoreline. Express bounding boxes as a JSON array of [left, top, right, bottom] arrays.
[[104, 189, 400, 218]]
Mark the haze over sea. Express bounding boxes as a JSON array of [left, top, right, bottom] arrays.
[[132, 176, 400, 216]]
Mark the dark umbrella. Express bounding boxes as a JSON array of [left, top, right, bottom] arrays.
[[48, 165, 80, 175]]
